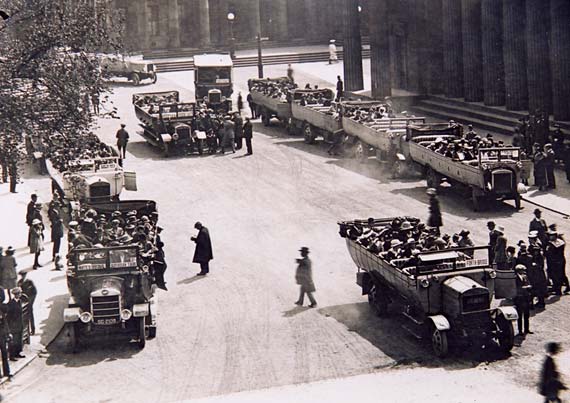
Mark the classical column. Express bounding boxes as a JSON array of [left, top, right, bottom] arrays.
[[271, 0, 288, 40], [342, 0, 363, 91], [481, 0, 505, 106], [526, 0, 552, 114], [167, 0, 181, 48], [369, 0, 391, 99], [503, 0, 527, 110], [461, 0, 483, 102], [442, 0, 464, 98], [304, 0, 319, 40], [426, 0, 444, 94], [550, 0, 570, 120], [248, 0, 261, 40], [198, 0, 210, 46]]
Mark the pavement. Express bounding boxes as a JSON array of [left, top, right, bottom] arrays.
[[0, 163, 68, 385], [1, 61, 570, 402]]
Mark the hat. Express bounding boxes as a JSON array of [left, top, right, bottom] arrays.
[[487, 221, 495, 227], [534, 208, 542, 215], [496, 225, 505, 234], [406, 238, 416, 244], [299, 246, 310, 253], [434, 238, 446, 246], [514, 264, 527, 272], [194, 221, 203, 229], [120, 123, 126, 127], [548, 229, 558, 235], [141, 215, 149, 223], [69, 221, 79, 227], [32, 218, 41, 225], [390, 239, 402, 248], [426, 188, 437, 196], [111, 219, 120, 224], [400, 221, 413, 231], [118, 234, 132, 243], [6, 246, 15, 255], [157, 226, 163, 233], [112, 211, 121, 217], [459, 230, 470, 237], [528, 230, 538, 238], [517, 240, 526, 247], [330, 39, 336, 43]]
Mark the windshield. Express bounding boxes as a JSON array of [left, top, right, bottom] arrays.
[[197, 67, 231, 84]]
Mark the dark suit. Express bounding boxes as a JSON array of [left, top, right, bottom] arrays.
[[540, 355, 566, 401], [244, 121, 253, 154], [18, 278, 37, 334], [192, 227, 213, 274], [0, 307, 11, 377], [7, 299, 23, 358]]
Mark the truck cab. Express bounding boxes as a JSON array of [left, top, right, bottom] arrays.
[[193, 54, 233, 112]]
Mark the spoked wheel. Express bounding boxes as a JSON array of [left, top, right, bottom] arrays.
[[303, 123, 316, 144], [138, 317, 146, 349], [431, 326, 449, 358], [367, 285, 389, 317], [151, 72, 158, 84], [131, 73, 141, 86], [496, 316, 514, 353], [354, 141, 367, 163], [392, 160, 404, 179]]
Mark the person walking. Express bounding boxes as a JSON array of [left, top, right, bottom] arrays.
[[544, 143, 556, 189], [247, 93, 257, 119], [530, 208, 549, 248], [426, 188, 442, 236], [191, 222, 213, 276], [294, 247, 317, 307], [286, 63, 294, 82], [514, 264, 533, 335], [244, 117, 253, 155], [116, 123, 129, 159], [0, 247, 17, 291], [234, 112, 244, 150], [237, 92, 244, 115], [533, 143, 548, 191], [328, 39, 338, 64], [7, 288, 24, 360], [539, 342, 567, 403], [17, 271, 37, 335], [0, 296, 12, 378], [494, 226, 508, 270], [336, 76, 344, 101], [29, 219, 44, 270]]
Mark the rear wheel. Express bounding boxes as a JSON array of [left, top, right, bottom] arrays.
[[162, 143, 170, 158], [367, 285, 389, 317], [303, 123, 316, 144], [138, 317, 146, 349], [131, 73, 141, 86], [354, 141, 367, 163], [392, 160, 404, 179], [496, 316, 514, 353], [431, 326, 449, 358]]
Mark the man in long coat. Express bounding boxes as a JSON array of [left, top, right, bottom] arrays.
[[294, 247, 317, 307], [530, 208, 548, 247], [7, 287, 24, 360], [540, 342, 567, 402], [533, 143, 548, 191], [545, 230, 567, 296], [116, 123, 129, 159], [244, 117, 253, 155], [191, 222, 213, 276]]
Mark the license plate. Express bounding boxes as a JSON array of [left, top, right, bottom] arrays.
[[95, 318, 118, 325]]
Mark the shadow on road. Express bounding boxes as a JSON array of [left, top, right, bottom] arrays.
[[39, 293, 68, 347], [282, 306, 310, 317], [177, 275, 207, 285], [320, 301, 512, 369]]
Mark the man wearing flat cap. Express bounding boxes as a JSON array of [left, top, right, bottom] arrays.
[[191, 222, 213, 276], [294, 247, 316, 307]]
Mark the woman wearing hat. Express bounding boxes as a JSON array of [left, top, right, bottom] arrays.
[[29, 219, 44, 269], [0, 247, 17, 290], [493, 226, 508, 270], [545, 229, 567, 296]]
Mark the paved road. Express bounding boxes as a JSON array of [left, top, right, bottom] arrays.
[[4, 67, 570, 403]]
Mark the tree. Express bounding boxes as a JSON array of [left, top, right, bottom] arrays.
[[0, 0, 124, 186]]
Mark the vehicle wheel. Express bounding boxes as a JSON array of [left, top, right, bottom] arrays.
[[496, 316, 514, 353], [472, 188, 481, 212], [513, 193, 521, 210], [431, 326, 449, 358], [148, 326, 157, 339], [392, 160, 404, 179], [163, 143, 170, 158], [65, 323, 79, 354], [138, 317, 146, 349], [367, 285, 389, 317], [262, 111, 270, 127], [354, 141, 367, 163], [151, 72, 157, 84], [303, 123, 316, 144], [426, 168, 440, 189], [131, 73, 141, 86]]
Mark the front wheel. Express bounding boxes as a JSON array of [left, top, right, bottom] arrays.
[[496, 316, 514, 353], [392, 160, 404, 179], [131, 73, 141, 86], [367, 285, 389, 317], [354, 141, 367, 163], [431, 326, 449, 358], [138, 317, 146, 349]]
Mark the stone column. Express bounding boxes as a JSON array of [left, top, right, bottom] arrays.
[[248, 0, 261, 40], [426, 0, 444, 95], [342, 0, 364, 91], [369, 0, 391, 99], [198, 0, 210, 46], [442, 0, 464, 98], [481, 0, 505, 106], [271, 0, 288, 40], [550, 0, 570, 120], [304, 0, 320, 40], [461, 0, 483, 102], [526, 0, 552, 114], [167, 0, 181, 48], [503, 0, 528, 110]]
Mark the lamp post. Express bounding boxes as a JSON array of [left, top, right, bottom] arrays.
[[256, 32, 269, 79], [227, 12, 235, 59]]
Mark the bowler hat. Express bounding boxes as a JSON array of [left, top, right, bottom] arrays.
[[459, 230, 470, 236], [533, 208, 542, 215], [299, 246, 310, 253], [514, 264, 527, 272], [496, 225, 505, 234], [6, 246, 15, 255]]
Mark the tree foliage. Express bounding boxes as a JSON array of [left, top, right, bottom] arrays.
[[0, 0, 124, 175]]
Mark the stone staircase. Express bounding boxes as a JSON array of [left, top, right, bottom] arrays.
[[412, 95, 570, 137]]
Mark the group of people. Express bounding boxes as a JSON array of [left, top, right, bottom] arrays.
[[192, 110, 254, 156], [427, 132, 509, 162], [343, 103, 397, 123]]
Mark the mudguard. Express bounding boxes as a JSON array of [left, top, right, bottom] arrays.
[[496, 306, 519, 321], [160, 133, 171, 143], [396, 153, 406, 161], [428, 315, 451, 331], [133, 303, 150, 317], [63, 307, 81, 323]]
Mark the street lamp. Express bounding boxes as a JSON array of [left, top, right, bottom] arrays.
[[227, 12, 236, 60]]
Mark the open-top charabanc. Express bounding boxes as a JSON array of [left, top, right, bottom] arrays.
[[404, 124, 523, 210], [289, 88, 341, 143], [63, 200, 162, 352], [247, 77, 295, 129], [338, 217, 518, 358], [133, 91, 209, 157]]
